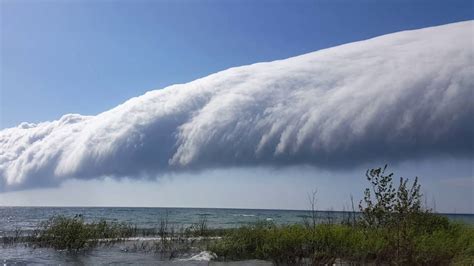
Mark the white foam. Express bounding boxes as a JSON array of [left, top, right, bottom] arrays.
[[178, 251, 217, 261]]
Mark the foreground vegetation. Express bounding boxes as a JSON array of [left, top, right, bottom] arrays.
[[2, 213, 225, 258], [210, 218, 473, 264], [210, 166, 474, 265], [2, 166, 473, 264], [2, 215, 138, 250]]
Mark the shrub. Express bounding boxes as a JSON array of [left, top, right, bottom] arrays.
[[32, 215, 137, 251], [35, 215, 94, 251], [210, 166, 474, 264]]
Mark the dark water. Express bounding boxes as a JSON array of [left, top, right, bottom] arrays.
[[1, 207, 473, 264], [1, 207, 473, 235]]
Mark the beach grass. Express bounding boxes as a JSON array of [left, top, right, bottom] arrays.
[[3, 213, 471, 264], [2, 166, 473, 264], [1, 213, 231, 257], [209, 165, 474, 264], [209, 218, 473, 264]]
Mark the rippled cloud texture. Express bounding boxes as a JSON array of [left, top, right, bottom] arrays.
[[1, 21, 473, 191]]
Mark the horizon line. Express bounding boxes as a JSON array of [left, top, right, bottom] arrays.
[[0, 205, 472, 216]]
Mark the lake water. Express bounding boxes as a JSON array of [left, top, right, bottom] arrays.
[[1, 207, 473, 264]]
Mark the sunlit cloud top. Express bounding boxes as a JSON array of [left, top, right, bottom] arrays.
[[1, 21, 473, 191]]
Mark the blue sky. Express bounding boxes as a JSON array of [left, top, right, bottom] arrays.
[[1, 0, 473, 128], [0, 0, 472, 212]]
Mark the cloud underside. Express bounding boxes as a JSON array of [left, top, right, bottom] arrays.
[[1, 21, 473, 190]]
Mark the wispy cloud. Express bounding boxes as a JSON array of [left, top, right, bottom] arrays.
[[1, 21, 473, 191]]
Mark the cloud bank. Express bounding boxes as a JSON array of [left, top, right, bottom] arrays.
[[1, 21, 473, 191]]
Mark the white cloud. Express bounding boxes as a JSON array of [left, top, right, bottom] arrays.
[[1, 21, 473, 191]]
